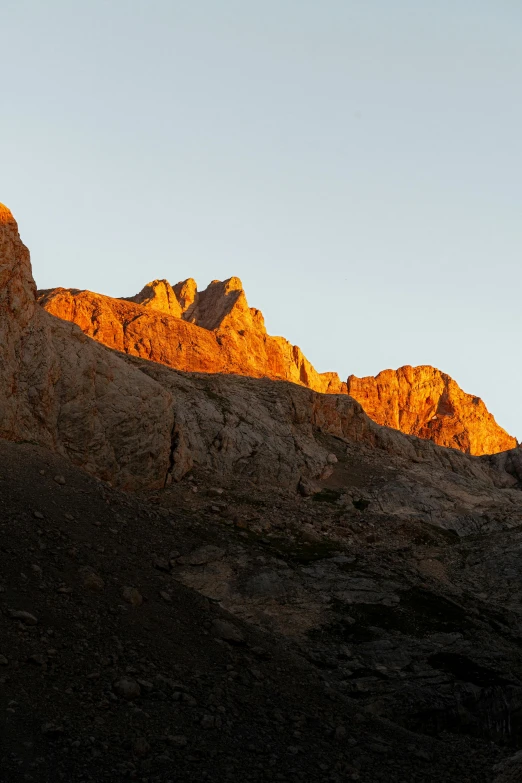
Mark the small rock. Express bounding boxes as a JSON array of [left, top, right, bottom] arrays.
[[159, 591, 171, 602], [301, 525, 322, 544], [211, 619, 245, 645], [122, 587, 143, 607], [33, 511, 44, 520], [208, 488, 224, 497], [82, 570, 105, 591], [42, 723, 64, 738], [201, 715, 215, 729], [177, 546, 225, 566], [113, 678, 141, 700], [153, 557, 171, 572], [9, 610, 38, 625], [0, 655, 8, 665], [327, 453, 338, 464], [298, 478, 321, 497], [53, 475, 66, 485]]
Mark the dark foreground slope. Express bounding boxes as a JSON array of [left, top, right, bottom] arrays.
[[0, 439, 520, 783], [4, 205, 522, 781]]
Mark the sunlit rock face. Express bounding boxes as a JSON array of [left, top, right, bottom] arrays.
[[39, 277, 347, 395], [347, 365, 516, 456], [39, 270, 516, 457]]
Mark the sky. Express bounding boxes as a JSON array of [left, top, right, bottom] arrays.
[[2, 1, 522, 437]]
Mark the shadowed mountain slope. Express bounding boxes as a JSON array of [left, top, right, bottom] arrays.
[[4, 205, 522, 780]]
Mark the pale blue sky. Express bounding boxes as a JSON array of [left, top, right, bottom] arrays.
[[2, 1, 522, 438]]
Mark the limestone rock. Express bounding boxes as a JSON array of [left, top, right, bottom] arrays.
[[347, 365, 516, 456], [0, 204, 173, 490], [211, 618, 245, 644], [128, 279, 183, 318], [2, 203, 520, 502], [113, 678, 141, 700], [39, 276, 347, 395], [121, 586, 143, 606], [40, 276, 515, 456]]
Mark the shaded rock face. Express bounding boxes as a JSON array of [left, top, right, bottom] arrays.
[[347, 365, 516, 456], [0, 204, 173, 489], [40, 277, 347, 395]]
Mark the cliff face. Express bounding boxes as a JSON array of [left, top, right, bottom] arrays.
[[3, 202, 522, 507], [39, 278, 516, 457], [347, 365, 516, 456], [0, 204, 174, 489], [40, 278, 347, 394]]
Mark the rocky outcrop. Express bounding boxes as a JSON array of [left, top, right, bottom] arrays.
[[0, 204, 173, 489], [3, 203, 521, 502], [347, 365, 516, 456], [129, 278, 184, 318], [40, 280, 516, 456], [39, 278, 347, 394]]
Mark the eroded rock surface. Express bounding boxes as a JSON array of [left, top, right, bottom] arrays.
[[0, 204, 173, 488], [40, 277, 347, 395], [40, 276, 516, 456], [347, 365, 516, 456], [3, 203, 522, 502]]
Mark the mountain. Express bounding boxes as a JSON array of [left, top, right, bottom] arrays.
[[39, 277, 346, 395], [347, 365, 517, 456], [40, 277, 515, 456], [4, 203, 522, 781]]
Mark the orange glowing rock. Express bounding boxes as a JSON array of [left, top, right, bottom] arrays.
[[39, 278, 516, 457], [346, 366, 516, 456], [39, 277, 347, 395]]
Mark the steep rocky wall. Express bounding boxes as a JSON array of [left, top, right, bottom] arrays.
[[40, 281, 347, 394], [3, 202, 521, 508], [347, 365, 516, 456], [40, 279, 516, 456], [0, 204, 173, 489]]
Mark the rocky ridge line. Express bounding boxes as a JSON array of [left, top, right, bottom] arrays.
[[3, 202, 522, 503], [347, 365, 517, 456], [40, 276, 515, 456]]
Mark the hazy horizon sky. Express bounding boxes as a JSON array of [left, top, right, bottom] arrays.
[[3, 1, 522, 438]]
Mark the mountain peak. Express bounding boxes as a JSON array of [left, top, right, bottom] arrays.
[[347, 365, 516, 455], [38, 271, 515, 456]]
